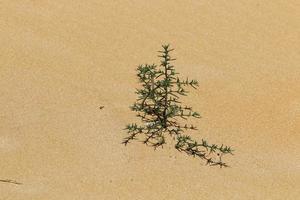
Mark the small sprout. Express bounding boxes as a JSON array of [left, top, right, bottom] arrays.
[[123, 44, 233, 167]]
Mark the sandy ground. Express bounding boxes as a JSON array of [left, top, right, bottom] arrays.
[[0, 0, 299, 199]]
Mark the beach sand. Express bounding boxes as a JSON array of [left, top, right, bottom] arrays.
[[0, 0, 299, 199]]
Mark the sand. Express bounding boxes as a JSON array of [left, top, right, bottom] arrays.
[[0, 0, 299, 199]]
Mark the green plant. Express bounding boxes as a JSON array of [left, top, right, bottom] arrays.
[[123, 44, 233, 167]]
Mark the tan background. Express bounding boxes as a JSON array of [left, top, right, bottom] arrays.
[[0, 0, 299, 199]]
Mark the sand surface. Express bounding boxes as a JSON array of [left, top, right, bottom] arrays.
[[0, 0, 299, 199]]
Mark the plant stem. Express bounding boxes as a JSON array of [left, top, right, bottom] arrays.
[[0, 179, 22, 185], [163, 56, 168, 128]]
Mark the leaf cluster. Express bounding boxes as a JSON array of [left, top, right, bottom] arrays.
[[175, 135, 233, 167]]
